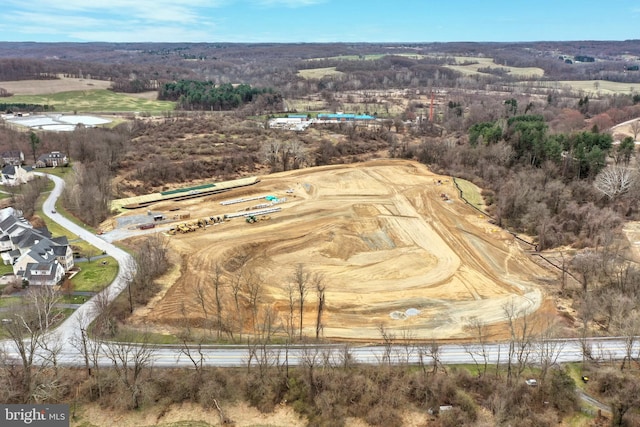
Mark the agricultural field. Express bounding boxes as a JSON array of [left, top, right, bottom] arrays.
[[309, 53, 427, 61], [3, 89, 174, 114], [126, 160, 556, 341], [0, 76, 112, 95], [541, 79, 640, 95], [443, 55, 545, 78], [297, 66, 344, 79]]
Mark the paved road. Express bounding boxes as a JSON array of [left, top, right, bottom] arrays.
[[2, 174, 638, 380], [37, 173, 135, 346]]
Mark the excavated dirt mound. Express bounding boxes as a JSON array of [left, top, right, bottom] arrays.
[[134, 160, 555, 340]]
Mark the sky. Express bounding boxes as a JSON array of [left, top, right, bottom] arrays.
[[1, 0, 639, 43]]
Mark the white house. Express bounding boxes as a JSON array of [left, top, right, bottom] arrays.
[[17, 262, 65, 287], [1, 165, 34, 186]]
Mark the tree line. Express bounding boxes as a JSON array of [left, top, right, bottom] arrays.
[[158, 80, 282, 111]]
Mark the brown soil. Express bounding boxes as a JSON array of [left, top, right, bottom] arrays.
[[128, 159, 556, 340], [0, 76, 112, 94]]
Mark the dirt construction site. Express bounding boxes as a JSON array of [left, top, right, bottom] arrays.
[[117, 159, 557, 341]]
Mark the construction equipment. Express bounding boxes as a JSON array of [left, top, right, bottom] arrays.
[[246, 215, 257, 224]]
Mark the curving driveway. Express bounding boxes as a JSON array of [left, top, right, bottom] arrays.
[[38, 173, 135, 346]]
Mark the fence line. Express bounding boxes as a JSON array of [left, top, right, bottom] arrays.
[[451, 176, 580, 281]]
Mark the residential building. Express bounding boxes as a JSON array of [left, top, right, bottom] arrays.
[[0, 209, 74, 285], [0, 150, 24, 166], [1, 164, 34, 186], [17, 262, 65, 287], [36, 151, 68, 168]]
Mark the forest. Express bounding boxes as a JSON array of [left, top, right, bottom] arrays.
[[158, 80, 282, 111]]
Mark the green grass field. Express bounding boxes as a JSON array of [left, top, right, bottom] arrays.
[[455, 178, 486, 211], [0, 264, 13, 276], [0, 296, 20, 308], [71, 257, 118, 292], [37, 166, 74, 179], [5, 89, 175, 114]]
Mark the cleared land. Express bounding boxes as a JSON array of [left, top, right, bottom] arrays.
[[128, 160, 554, 340], [297, 67, 345, 80], [2, 88, 174, 114], [0, 76, 112, 94], [309, 53, 427, 61], [444, 56, 545, 78], [544, 80, 640, 95]]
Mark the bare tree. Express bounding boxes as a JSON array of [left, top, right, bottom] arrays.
[[535, 317, 564, 381], [293, 264, 309, 340], [102, 332, 155, 409], [631, 119, 640, 141], [212, 262, 225, 340], [230, 268, 244, 342], [377, 324, 395, 365], [178, 339, 205, 373], [2, 286, 63, 402], [13, 177, 47, 219], [313, 272, 326, 340], [594, 165, 635, 199], [503, 299, 535, 382], [616, 311, 640, 370], [571, 250, 601, 293], [262, 140, 282, 172], [417, 340, 445, 375], [243, 270, 263, 333], [464, 317, 490, 376], [286, 283, 296, 340], [396, 328, 417, 365], [194, 281, 210, 334]]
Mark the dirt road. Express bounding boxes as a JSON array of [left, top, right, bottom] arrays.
[[127, 160, 555, 340]]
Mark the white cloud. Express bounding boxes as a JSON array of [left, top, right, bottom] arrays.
[[4, 0, 221, 23], [2, 0, 222, 41]]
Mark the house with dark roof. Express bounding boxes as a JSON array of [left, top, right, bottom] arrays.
[[0, 214, 33, 238], [0, 150, 24, 166], [13, 237, 74, 278], [0, 209, 74, 285], [1, 164, 34, 186], [36, 151, 68, 168], [16, 262, 65, 287], [11, 228, 52, 254]]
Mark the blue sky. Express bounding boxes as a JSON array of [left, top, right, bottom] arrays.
[[1, 0, 639, 43]]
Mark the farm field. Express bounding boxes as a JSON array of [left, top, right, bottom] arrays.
[[0, 76, 112, 95], [2, 89, 174, 114], [297, 66, 345, 79], [309, 53, 427, 61], [443, 56, 545, 78], [541, 79, 640, 95], [127, 160, 555, 340]]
